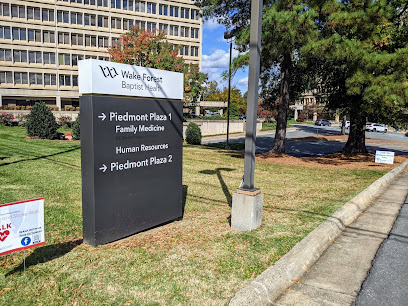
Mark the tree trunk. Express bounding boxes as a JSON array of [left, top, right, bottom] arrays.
[[341, 115, 346, 135], [271, 52, 292, 154], [342, 103, 367, 154]]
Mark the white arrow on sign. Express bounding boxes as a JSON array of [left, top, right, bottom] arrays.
[[99, 164, 107, 172], [98, 113, 106, 121]]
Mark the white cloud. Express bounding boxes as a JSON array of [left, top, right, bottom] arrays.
[[236, 77, 248, 88], [202, 49, 240, 69], [203, 18, 223, 31]]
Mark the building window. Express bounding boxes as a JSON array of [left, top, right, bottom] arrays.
[[13, 50, 28, 63], [85, 35, 97, 47], [57, 11, 69, 24], [192, 28, 199, 39], [0, 72, 13, 84], [128, 0, 134, 11], [29, 72, 42, 85], [58, 53, 71, 66], [146, 22, 156, 33], [28, 29, 41, 42], [29, 51, 42, 64], [43, 52, 56, 65], [43, 31, 55, 43], [123, 19, 134, 31], [135, 1, 145, 12], [84, 14, 96, 26], [147, 3, 156, 14], [73, 75, 78, 86], [170, 25, 178, 36], [191, 46, 199, 57], [191, 9, 199, 20], [84, 0, 97, 5], [58, 32, 70, 45], [0, 3, 10, 17], [181, 8, 189, 19], [97, 0, 108, 7], [112, 37, 119, 45], [71, 12, 83, 25], [13, 28, 27, 41], [159, 5, 168, 16], [59, 74, 71, 86], [0, 49, 12, 62], [98, 36, 109, 48], [11, 5, 25, 19], [180, 27, 190, 38], [0, 26, 11, 40], [111, 18, 122, 29], [170, 6, 179, 17], [42, 9, 54, 22], [27, 7, 41, 20], [44, 74, 57, 85], [71, 33, 84, 45], [98, 15, 108, 28], [184, 46, 189, 56], [15, 72, 29, 85], [159, 24, 168, 35], [72, 54, 83, 66]]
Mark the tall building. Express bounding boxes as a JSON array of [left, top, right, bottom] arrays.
[[0, 0, 202, 110]]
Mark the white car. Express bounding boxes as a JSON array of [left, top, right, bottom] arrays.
[[340, 121, 350, 129], [366, 123, 388, 133]]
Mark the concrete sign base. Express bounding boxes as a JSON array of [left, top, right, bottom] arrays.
[[231, 190, 263, 231]]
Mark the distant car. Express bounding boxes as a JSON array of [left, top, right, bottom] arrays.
[[238, 115, 246, 120], [315, 119, 331, 126], [340, 121, 350, 129], [366, 123, 388, 133]]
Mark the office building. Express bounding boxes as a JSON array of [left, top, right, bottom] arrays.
[[0, 0, 202, 110]]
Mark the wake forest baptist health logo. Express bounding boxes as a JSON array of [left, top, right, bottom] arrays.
[[99, 65, 119, 78]]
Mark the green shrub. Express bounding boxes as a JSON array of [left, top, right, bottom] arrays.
[[26, 102, 58, 139], [0, 113, 14, 126], [72, 113, 80, 140], [185, 122, 201, 145]]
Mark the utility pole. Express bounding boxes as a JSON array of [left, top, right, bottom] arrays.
[[231, 0, 264, 231]]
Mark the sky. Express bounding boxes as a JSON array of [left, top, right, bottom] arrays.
[[201, 19, 249, 95]]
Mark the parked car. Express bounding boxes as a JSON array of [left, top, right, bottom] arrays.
[[366, 123, 388, 133], [340, 121, 350, 129], [315, 119, 332, 126]]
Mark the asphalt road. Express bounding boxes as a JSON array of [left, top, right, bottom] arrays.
[[205, 124, 408, 157], [354, 197, 408, 305]]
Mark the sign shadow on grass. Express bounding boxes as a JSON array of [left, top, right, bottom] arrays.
[[5, 239, 83, 276], [199, 168, 235, 207]]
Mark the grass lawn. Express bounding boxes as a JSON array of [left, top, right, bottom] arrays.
[[261, 119, 297, 131], [0, 126, 388, 304]]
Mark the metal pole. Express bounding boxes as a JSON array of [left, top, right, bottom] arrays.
[[226, 41, 232, 149], [242, 0, 262, 191]]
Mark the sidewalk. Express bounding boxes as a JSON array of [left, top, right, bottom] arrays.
[[274, 171, 408, 305]]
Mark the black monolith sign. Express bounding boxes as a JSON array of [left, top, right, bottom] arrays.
[[80, 95, 183, 246]]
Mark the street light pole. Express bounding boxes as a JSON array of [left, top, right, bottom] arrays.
[[226, 40, 232, 149], [242, 0, 262, 191], [230, 0, 263, 231]]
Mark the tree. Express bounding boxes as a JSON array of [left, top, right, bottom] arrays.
[[108, 26, 207, 104], [306, 0, 408, 154], [199, 0, 318, 153], [26, 102, 58, 139]]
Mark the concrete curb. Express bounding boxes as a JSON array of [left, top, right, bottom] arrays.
[[229, 159, 408, 305]]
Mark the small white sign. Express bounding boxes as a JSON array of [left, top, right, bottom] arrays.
[[375, 150, 395, 164], [0, 198, 45, 256], [78, 59, 184, 100]]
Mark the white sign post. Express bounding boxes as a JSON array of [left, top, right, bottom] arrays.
[[0, 198, 45, 256], [375, 150, 395, 164]]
